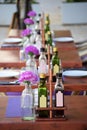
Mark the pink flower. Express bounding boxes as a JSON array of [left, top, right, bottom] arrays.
[[27, 10, 37, 17], [25, 45, 39, 56], [19, 71, 38, 85], [24, 18, 34, 25], [21, 28, 32, 37]]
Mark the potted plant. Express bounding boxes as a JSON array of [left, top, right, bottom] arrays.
[[61, 0, 87, 24]]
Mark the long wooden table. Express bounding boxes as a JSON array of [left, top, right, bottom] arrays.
[[0, 96, 87, 130], [0, 29, 85, 93], [8, 29, 82, 68], [0, 29, 86, 130]]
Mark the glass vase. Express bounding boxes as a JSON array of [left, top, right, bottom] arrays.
[[21, 83, 35, 120], [23, 37, 31, 49], [26, 55, 38, 74]]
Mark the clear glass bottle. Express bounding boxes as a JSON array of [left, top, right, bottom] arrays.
[[35, 30, 42, 52], [38, 73, 49, 118], [26, 55, 37, 75], [54, 73, 64, 118], [38, 47, 47, 74], [35, 20, 40, 32], [21, 83, 35, 120], [51, 47, 59, 76]]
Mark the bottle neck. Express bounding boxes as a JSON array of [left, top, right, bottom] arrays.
[[39, 78, 46, 87], [40, 51, 45, 56], [55, 77, 64, 90], [53, 51, 58, 56]]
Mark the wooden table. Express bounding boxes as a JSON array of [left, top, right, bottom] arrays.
[[8, 29, 82, 68], [54, 30, 82, 68], [0, 96, 87, 130], [0, 29, 85, 94], [0, 49, 25, 68], [1, 75, 87, 92]]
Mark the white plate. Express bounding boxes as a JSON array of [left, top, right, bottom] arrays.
[[0, 70, 19, 78], [63, 70, 87, 77], [53, 37, 73, 42], [3, 38, 22, 43]]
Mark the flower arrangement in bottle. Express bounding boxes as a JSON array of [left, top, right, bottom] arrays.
[[21, 28, 33, 48], [24, 18, 34, 28], [27, 10, 37, 20], [25, 45, 39, 73], [19, 71, 39, 120], [19, 70, 38, 85], [25, 45, 39, 56]]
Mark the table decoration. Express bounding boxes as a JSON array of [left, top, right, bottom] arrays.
[[19, 70, 39, 120], [24, 18, 34, 29], [24, 45, 39, 74], [27, 10, 37, 21], [21, 28, 32, 48], [6, 96, 21, 118]]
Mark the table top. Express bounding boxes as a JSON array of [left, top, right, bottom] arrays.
[[0, 96, 87, 130], [53, 30, 82, 68], [0, 29, 84, 92], [0, 49, 25, 68], [8, 29, 82, 68]]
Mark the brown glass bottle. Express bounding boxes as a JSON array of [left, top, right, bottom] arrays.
[[54, 73, 65, 118]]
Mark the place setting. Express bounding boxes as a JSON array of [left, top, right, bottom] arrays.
[[0, 37, 23, 49], [63, 69, 87, 78], [53, 37, 74, 43], [3, 37, 22, 44], [0, 69, 20, 85]]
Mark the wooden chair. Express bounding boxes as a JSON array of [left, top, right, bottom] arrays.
[[9, 12, 19, 30]]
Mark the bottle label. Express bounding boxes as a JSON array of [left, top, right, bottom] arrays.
[[56, 91, 63, 107], [53, 64, 59, 75], [45, 33, 48, 41], [40, 95, 46, 107], [39, 60, 47, 74]]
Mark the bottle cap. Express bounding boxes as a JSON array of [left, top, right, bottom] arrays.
[[39, 73, 46, 78], [37, 30, 41, 35], [40, 47, 46, 52], [56, 73, 60, 78], [45, 14, 49, 17], [38, 13, 41, 17], [36, 20, 39, 23], [53, 47, 58, 52]]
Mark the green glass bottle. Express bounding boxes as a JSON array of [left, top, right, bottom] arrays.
[[46, 31, 53, 55], [45, 14, 50, 25], [44, 20, 50, 43], [38, 73, 49, 118], [46, 31, 52, 46], [51, 47, 59, 76]]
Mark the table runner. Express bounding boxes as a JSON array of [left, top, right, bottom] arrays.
[[6, 96, 21, 117]]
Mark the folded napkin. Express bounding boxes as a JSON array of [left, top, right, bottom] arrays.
[[0, 81, 20, 85], [1, 43, 22, 48]]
